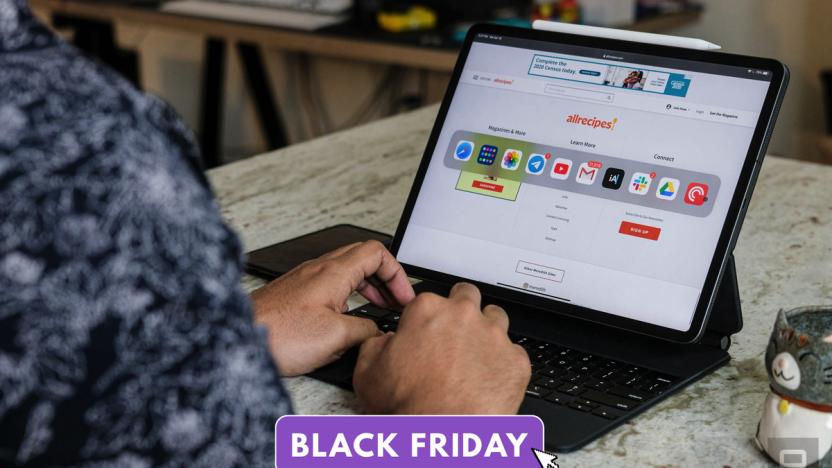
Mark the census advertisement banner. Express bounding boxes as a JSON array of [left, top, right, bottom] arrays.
[[529, 54, 692, 97], [275, 415, 557, 467]]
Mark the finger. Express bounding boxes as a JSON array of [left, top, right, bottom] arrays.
[[324, 243, 396, 309], [482, 304, 509, 333], [329, 241, 415, 307], [449, 282, 481, 307], [338, 315, 381, 351], [354, 332, 394, 377], [355, 280, 393, 309]]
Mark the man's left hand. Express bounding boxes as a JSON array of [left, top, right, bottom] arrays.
[[251, 240, 415, 376]]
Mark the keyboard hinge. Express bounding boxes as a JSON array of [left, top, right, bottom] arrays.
[[700, 331, 731, 351]]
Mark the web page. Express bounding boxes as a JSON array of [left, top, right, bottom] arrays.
[[397, 36, 772, 331]]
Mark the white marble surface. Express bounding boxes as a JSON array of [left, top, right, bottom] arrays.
[[208, 104, 832, 466]]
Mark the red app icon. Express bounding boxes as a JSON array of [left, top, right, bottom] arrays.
[[549, 158, 572, 180], [684, 182, 709, 206], [550, 158, 572, 180]]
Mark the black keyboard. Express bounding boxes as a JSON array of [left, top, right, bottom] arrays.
[[513, 335, 677, 420], [348, 303, 678, 421]]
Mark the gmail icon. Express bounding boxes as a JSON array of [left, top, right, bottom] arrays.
[[576, 161, 602, 185]]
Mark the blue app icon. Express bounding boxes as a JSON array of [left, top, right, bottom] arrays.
[[526, 153, 546, 175], [477, 145, 498, 165], [454, 140, 474, 161]]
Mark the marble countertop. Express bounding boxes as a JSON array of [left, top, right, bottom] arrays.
[[208, 104, 832, 466]]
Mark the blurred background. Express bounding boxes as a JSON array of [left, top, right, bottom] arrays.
[[32, 0, 832, 167]]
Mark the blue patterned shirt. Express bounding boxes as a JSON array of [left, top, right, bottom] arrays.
[[0, 1, 291, 465]]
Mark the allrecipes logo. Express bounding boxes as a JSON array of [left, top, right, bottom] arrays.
[[566, 114, 618, 130]]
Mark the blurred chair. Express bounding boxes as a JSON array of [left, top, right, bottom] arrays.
[[821, 70, 832, 164], [52, 15, 140, 87], [823, 70, 832, 134]]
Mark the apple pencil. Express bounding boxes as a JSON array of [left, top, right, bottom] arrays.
[[532, 20, 722, 51]]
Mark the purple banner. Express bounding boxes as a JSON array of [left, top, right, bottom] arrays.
[[275, 415, 545, 467]]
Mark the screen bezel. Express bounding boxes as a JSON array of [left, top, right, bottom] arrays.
[[390, 23, 788, 343]]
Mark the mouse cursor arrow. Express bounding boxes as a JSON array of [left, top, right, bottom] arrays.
[[532, 448, 559, 468]]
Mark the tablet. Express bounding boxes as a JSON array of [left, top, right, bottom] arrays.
[[391, 24, 788, 342]]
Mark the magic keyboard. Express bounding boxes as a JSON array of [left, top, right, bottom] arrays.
[[348, 303, 678, 421]]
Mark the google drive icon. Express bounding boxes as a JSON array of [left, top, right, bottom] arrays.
[[656, 177, 680, 200]]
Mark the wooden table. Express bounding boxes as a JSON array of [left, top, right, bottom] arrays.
[[208, 104, 832, 466]]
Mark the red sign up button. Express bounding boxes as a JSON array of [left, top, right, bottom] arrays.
[[619, 221, 661, 241], [472, 180, 504, 193]]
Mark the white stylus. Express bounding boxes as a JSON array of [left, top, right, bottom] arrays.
[[532, 20, 721, 51]]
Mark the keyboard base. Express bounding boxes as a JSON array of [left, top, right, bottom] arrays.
[[308, 282, 731, 452]]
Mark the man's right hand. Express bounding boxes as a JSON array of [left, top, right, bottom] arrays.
[[353, 283, 531, 414]]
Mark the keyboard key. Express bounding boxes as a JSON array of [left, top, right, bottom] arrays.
[[608, 386, 650, 402], [526, 387, 550, 399], [622, 365, 647, 376], [592, 407, 623, 420], [557, 383, 585, 396], [654, 373, 675, 384], [557, 371, 578, 382], [570, 351, 589, 361], [531, 352, 550, 363], [565, 373, 587, 384], [581, 389, 639, 411], [573, 398, 598, 409], [568, 401, 594, 412], [544, 392, 573, 405], [586, 379, 612, 391], [355, 306, 391, 319], [520, 339, 541, 349], [534, 377, 561, 389], [641, 381, 670, 394], [537, 366, 560, 378], [617, 375, 641, 387], [644, 372, 677, 384]]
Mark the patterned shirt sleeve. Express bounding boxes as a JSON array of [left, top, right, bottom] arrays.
[[0, 1, 292, 466]]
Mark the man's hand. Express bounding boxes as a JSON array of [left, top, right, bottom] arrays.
[[251, 240, 415, 377], [353, 283, 531, 414]]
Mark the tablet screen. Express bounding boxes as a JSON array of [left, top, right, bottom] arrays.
[[397, 32, 774, 332]]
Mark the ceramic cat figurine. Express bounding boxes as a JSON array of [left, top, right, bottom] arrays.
[[756, 306, 832, 467]]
